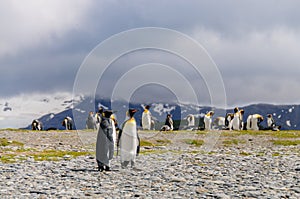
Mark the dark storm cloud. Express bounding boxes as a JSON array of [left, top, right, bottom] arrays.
[[0, 0, 300, 105]]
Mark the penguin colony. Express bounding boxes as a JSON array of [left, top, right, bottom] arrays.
[[30, 105, 281, 172], [31, 106, 281, 132]]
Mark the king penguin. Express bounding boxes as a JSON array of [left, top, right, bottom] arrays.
[[142, 105, 151, 130], [96, 110, 115, 172], [118, 109, 140, 169]]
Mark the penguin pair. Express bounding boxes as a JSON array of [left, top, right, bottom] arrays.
[[96, 108, 140, 171]]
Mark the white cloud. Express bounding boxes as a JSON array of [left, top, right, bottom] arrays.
[[0, 0, 92, 56], [0, 0, 300, 107], [192, 26, 300, 105]]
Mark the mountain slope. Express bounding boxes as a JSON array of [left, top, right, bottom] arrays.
[[26, 97, 300, 130]]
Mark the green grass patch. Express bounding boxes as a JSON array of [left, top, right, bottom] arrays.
[[32, 150, 89, 161], [139, 150, 168, 155], [272, 152, 281, 157], [0, 155, 17, 163], [140, 140, 155, 147], [221, 130, 268, 137], [189, 150, 200, 154], [272, 131, 300, 139], [0, 150, 90, 163], [140, 139, 172, 147], [185, 139, 204, 147], [155, 139, 172, 145], [256, 152, 266, 157], [223, 139, 239, 146], [0, 138, 24, 147], [272, 140, 300, 146], [0, 128, 31, 132], [240, 151, 252, 156], [196, 131, 207, 135]]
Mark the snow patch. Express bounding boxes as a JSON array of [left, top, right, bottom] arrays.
[[75, 108, 86, 113], [286, 120, 291, 127], [98, 103, 108, 110], [0, 92, 82, 129], [152, 103, 176, 116]]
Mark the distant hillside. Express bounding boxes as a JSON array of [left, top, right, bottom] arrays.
[[24, 96, 300, 130]]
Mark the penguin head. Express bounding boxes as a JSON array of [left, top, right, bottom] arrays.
[[145, 105, 151, 110], [98, 106, 103, 114], [234, 107, 239, 113], [103, 110, 114, 118], [128, 109, 138, 118]]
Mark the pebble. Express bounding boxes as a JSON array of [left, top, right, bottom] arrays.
[[0, 149, 299, 198], [0, 131, 300, 198]]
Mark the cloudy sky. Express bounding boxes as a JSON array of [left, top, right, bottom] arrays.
[[1, 0, 300, 107]]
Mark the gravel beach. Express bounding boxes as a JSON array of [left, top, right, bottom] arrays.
[[0, 130, 299, 198]]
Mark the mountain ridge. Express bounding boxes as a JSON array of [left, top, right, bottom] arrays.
[[25, 97, 300, 130]]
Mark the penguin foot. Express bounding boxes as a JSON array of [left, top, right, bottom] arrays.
[[98, 166, 104, 172], [105, 166, 111, 171]]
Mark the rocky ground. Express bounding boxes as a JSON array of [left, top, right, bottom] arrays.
[[0, 130, 300, 198]]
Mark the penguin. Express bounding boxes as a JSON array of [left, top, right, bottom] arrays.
[[266, 114, 281, 131], [142, 105, 152, 130], [231, 107, 244, 130], [96, 110, 115, 172], [186, 114, 195, 127], [165, 114, 174, 131], [118, 109, 140, 169], [267, 114, 275, 128], [110, 113, 118, 148], [62, 116, 73, 130], [246, 114, 264, 130], [31, 119, 43, 131], [204, 111, 214, 130], [86, 111, 97, 130], [213, 117, 225, 130], [225, 113, 234, 130]]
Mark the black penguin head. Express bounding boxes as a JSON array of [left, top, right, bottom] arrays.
[[103, 110, 113, 118], [128, 109, 138, 118], [234, 107, 239, 113], [98, 107, 103, 114], [145, 105, 151, 110]]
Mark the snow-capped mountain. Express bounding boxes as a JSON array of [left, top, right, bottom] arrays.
[[22, 96, 300, 130], [1, 93, 299, 130]]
